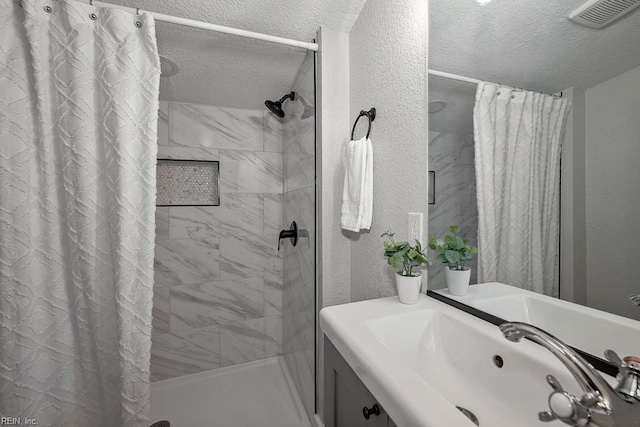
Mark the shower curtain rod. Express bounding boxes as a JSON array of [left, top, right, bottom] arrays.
[[428, 69, 481, 85], [428, 68, 563, 97], [83, 0, 319, 52]]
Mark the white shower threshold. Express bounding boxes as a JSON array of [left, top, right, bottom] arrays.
[[150, 356, 312, 427]]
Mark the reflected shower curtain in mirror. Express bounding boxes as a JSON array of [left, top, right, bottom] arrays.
[[0, 0, 159, 425], [473, 83, 570, 297]]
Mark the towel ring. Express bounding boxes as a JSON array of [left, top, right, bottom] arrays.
[[351, 108, 376, 140]]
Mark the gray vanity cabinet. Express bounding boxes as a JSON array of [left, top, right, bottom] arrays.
[[324, 337, 398, 427]]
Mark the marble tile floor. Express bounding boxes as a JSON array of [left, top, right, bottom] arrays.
[[150, 356, 312, 427]]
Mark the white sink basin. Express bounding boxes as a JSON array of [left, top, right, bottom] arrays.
[[435, 283, 640, 359], [366, 309, 584, 426], [321, 295, 594, 427]]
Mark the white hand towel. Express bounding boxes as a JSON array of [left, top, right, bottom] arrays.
[[341, 136, 373, 232], [361, 137, 373, 229]]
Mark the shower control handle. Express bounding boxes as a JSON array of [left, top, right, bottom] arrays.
[[277, 222, 298, 250]]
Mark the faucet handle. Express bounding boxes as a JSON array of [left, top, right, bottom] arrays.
[[546, 375, 565, 392], [605, 349, 640, 400], [541, 375, 596, 426], [542, 376, 573, 421], [604, 349, 640, 373], [538, 410, 557, 422], [605, 349, 623, 366]]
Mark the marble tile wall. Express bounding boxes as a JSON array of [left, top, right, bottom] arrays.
[[151, 100, 284, 382], [428, 131, 478, 290], [282, 51, 316, 422]]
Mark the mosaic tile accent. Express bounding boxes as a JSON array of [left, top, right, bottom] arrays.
[[157, 160, 220, 206]]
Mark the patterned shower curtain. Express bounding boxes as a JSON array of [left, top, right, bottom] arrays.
[[0, 0, 159, 425], [473, 82, 570, 297]]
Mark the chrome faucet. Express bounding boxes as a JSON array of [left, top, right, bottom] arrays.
[[499, 322, 640, 427]]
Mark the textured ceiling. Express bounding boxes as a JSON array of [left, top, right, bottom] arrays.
[[105, 0, 368, 108], [429, 0, 640, 134]]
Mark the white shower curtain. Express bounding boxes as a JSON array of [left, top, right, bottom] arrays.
[[473, 82, 570, 297], [0, 0, 159, 425]]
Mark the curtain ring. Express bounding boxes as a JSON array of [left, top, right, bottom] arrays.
[[135, 7, 141, 26]]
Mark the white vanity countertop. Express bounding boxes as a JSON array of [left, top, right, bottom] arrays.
[[320, 295, 486, 427], [320, 286, 637, 426]]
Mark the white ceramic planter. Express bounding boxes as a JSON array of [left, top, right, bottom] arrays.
[[396, 272, 422, 304], [445, 267, 471, 296]]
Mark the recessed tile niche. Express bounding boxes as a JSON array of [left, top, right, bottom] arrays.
[[156, 160, 220, 206]]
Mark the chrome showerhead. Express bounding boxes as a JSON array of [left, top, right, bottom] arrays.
[[265, 92, 295, 118]]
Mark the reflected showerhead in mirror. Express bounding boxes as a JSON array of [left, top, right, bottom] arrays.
[[159, 56, 179, 78], [265, 92, 296, 118], [429, 100, 447, 113], [299, 95, 315, 120]]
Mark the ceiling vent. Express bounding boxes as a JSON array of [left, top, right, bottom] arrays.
[[569, 0, 640, 28]]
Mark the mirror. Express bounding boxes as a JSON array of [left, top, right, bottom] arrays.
[[427, 0, 640, 364]]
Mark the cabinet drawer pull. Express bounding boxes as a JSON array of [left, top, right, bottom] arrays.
[[362, 404, 380, 420]]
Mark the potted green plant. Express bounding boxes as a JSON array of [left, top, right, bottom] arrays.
[[382, 230, 432, 304], [428, 225, 478, 296]]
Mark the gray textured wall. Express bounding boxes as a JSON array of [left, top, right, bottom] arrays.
[[348, 0, 429, 302]]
